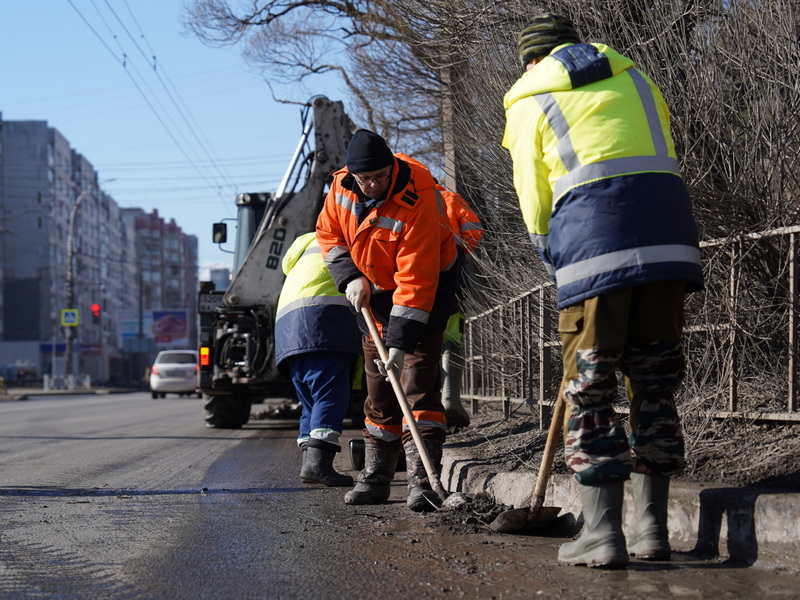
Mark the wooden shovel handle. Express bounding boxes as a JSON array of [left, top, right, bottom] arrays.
[[360, 306, 448, 501], [530, 392, 566, 510]]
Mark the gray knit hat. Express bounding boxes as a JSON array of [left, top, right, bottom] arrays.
[[517, 13, 581, 67]]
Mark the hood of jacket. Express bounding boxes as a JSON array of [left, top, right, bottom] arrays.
[[281, 231, 316, 276], [503, 43, 636, 110]]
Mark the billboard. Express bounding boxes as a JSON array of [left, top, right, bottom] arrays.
[[120, 309, 189, 349]]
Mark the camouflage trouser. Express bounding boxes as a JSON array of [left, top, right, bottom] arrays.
[[558, 282, 687, 486]]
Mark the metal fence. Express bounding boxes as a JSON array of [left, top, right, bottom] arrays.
[[462, 225, 800, 424]]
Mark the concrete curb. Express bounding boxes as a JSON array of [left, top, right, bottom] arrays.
[[442, 448, 800, 569]]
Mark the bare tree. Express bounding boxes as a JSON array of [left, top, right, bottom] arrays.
[[186, 0, 800, 484]]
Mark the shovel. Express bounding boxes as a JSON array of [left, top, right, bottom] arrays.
[[489, 391, 566, 533], [360, 306, 449, 503]]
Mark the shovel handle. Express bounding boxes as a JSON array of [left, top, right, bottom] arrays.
[[530, 392, 566, 509], [360, 306, 449, 501]]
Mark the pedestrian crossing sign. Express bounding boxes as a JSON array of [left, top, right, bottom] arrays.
[[61, 309, 79, 326]]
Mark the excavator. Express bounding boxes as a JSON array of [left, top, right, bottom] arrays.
[[197, 96, 354, 428]]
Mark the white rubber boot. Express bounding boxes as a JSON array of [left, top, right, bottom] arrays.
[[626, 473, 671, 560], [558, 481, 629, 568]]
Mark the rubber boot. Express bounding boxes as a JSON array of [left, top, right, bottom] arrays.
[[404, 438, 444, 512], [558, 481, 629, 568], [626, 473, 671, 560], [344, 441, 401, 505], [441, 348, 470, 429], [300, 445, 354, 487], [299, 441, 308, 469]]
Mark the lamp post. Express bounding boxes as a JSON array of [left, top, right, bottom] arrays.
[[64, 188, 91, 384]]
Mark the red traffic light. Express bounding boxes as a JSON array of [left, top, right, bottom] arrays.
[[90, 303, 102, 317]]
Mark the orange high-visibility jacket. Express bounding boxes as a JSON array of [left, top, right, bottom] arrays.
[[438, 185, 484, 255], [316, 153, 458, 351]]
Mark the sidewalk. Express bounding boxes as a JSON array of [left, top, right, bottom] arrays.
[[441, 447, 800, 570], [0, 386, 137, 401]]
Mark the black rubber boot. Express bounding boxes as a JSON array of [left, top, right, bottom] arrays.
[[300, 446, 353, 487], [558, 481, 629, 568], [626, 473, 671, 560], [344, 441, 401, 505], [404, 438, 444, 512], [299, 441, 308, 469]]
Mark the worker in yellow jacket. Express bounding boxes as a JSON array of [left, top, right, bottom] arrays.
[[503, 13, 703, 568]]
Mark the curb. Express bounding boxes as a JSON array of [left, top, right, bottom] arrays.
[[442, 448, 800, 569]]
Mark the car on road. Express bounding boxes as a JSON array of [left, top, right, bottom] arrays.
[[149, 350, 200, 399]]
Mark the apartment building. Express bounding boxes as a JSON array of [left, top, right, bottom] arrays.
[[0, 114, 197, 385]]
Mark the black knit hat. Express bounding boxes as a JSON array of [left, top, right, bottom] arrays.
[[517, 13, 581, 67], [346, 129, 394, 173]]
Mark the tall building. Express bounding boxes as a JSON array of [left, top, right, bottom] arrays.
[[0, 114, 197, 386], [121, 208, 199, 352]]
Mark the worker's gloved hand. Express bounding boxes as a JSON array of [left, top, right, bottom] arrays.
[[345, 277, 371, 311], [375, 348, 406, 380]]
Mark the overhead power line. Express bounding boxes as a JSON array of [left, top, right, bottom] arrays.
[[65, 0, 241, 209]]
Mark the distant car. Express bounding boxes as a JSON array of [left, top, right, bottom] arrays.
[[149, 350, 200, 399]]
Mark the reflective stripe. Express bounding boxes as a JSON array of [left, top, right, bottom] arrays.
[[365, 420, 402, 442], [529, 232, 548, 249], [628, 69, 668, 157], [301, 245, 321, 257], [434, 189, 447, 218], [275, 296, 350, 321], [402, 410, 447, 432], [555, 244, 702, 287], [375, 215, 404, 233], [335, 192, 357, 216], [460, 222, 484, 233], [535, 93, 580, 171], [324, 245, 350, 265], [403, 419, 447, 433], [538, 69, 676, 201], [553, 155, 681, 200], [390, 304, 429, 324]]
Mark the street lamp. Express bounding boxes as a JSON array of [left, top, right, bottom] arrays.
[[64, 187, 91, 384], [64, 179, 114, 385]]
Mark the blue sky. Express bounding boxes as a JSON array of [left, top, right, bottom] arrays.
[[0, 1, 346, 275]]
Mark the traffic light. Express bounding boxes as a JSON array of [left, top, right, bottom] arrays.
[[90, 302, 102, 324]]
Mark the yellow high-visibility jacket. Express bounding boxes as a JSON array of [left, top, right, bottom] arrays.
[[503, 42, 703, 308]]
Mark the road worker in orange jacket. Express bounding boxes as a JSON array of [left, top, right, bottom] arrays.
[[435, 182, 484, 428], [316, 129, 460, 512]]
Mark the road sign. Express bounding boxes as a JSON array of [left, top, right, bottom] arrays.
[[61, 309, 79, 326]]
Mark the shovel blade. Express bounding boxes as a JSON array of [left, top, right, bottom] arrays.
[[489, 507, 531, 533], [489, 505, 561, 534]]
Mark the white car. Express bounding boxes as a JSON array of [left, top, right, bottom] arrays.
[[149, 350, 200, 399]]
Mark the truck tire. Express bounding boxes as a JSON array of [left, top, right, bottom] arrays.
[[203, 393, 252, 429]]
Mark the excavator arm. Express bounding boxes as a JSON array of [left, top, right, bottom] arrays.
[[197, 97, 353, 428]]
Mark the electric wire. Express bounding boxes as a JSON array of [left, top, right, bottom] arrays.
[[65, 0, 239, 209]]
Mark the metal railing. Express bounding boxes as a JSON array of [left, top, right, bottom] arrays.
[[463, 225, 800, 424]]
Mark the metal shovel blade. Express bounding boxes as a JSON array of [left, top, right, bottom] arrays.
[[490, 504, 561, 533], [490, 394, 567, 534]]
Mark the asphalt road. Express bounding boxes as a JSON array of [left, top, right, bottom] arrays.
[[0, 392, 797, 599]]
